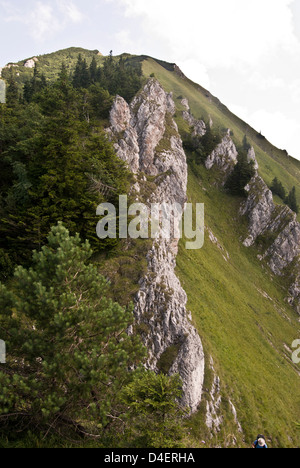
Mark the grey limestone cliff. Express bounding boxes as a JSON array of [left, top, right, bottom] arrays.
[[108, 79, 205, 412], [240, 153, 300, 313], [182, 107, 206, 139], [205, 130, 238, 184], [202, 126, 300, 313]]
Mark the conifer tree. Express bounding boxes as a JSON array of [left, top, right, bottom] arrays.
[[225, 149, 256, 197], [242, 135, 251, 151], [285, 186, 299, 214], [89, 56, 98, 83], [0, 223, 145, 438], [5, 70, 19, 107], [73, 54, 90, 88], [23, 64, 47, 102], [271, 177, 286, 201], [122, 371, 186, 448]]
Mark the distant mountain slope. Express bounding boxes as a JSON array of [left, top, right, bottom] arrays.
[[1, 47, 104, 83], [140, 57, 300, 222]]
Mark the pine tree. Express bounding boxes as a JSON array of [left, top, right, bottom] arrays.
[[23, 64, 47, 102], [72, 54, 83, 88], [271, 177, 286, 200], [0, 71, 131, 270], [285, 186, 299, 214], [0, 223, 145, 438], [122, 371, 186, 448], [242, 135, 251, 151], [89, 56, 98, 84], [58, 63, 69, 88], [73, 54, 90, 89], [225, 149, 256, 197], [81, 58, 90, 88], [5, 70, 19, 107]]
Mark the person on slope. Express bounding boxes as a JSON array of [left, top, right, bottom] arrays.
[[252, 434, 268, 448]]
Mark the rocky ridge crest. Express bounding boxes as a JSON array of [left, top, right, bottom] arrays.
[[108, 79, 205, 412], [240, 174, 300, 313]]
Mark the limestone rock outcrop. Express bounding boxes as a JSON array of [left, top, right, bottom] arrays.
[[182, 109, 206, 138], [108, 79, 205, 412], [240, 152, 300, 313], [240, 176, 277, 247], [24, 57, 38, 68], [247, 146, 259, 172], [205, 130, 238, 183]]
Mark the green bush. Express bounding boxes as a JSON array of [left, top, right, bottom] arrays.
[[122, 371, 187, 448]]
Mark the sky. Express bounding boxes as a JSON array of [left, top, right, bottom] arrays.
[[0, 0, 299, 160]]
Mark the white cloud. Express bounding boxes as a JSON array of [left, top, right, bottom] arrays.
[[109, 0, 300, 159], [289, 79, 300, 104], [30, 2, 59, 41], [114, 29, 134, 52], [58, 0, 84, 24], [177, 59, 211, 89], [247, 72, 285, 91], [250, 109, 300, 155], [112, 0, 300, 68], [0, 0, 21, 18], [3, 0, 84, 41]]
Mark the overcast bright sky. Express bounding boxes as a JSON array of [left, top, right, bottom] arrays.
[[1, 0, 299, 160]]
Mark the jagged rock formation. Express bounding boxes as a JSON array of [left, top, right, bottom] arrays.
[[205, 130, 238, 184], [108, 79, 205, 412], [0, 79, 5, 104], [205, 357, 222, 432], [240, 176, 279, 247], [240, 157, 300, 313], [247, 146, 259, 172], [288, 277, 300, 312], [182, 99, 206, 138], [24, 57, 38, 68], [201, 127, 300, 313]]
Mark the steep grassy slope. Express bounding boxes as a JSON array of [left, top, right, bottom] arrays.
[[141, 58, 300, 447], [178, 164, 300, 447]]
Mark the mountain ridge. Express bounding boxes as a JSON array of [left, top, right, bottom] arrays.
[[1, 47, 299, 447], [1, 47, 299, 166]]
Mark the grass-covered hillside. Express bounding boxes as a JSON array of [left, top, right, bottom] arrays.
[[178, 165, 300, 447], [1, 47, 105, 85], [0, 48, 299, 448], [141, 57, 300, 447]]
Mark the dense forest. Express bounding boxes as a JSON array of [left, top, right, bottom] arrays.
[[0, 55, 142, 278], [0, 55, 187, 448]]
